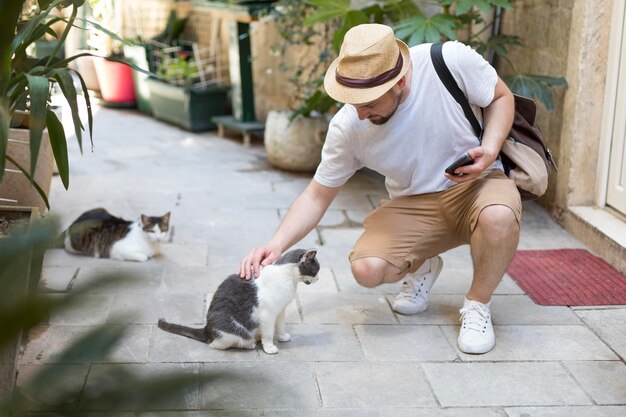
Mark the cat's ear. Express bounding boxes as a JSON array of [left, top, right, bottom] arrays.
[[162, 212, 171, 223], [303, 249, 317, 261], [141, 214, 149, 224]]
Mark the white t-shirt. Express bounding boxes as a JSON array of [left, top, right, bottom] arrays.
[[314, 41, 501, 198]]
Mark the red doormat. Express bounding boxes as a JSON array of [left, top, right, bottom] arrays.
[[507, 249, 626, 306]]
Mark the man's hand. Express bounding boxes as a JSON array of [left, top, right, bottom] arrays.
[[444, 146, 497, 183], [239, 243, 283, 280]]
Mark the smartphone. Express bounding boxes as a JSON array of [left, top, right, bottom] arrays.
[[445, 153, 474, 176]]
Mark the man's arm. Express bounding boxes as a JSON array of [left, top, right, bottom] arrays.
[[446, 77, 514, 181], [239, 179, 341, 279]]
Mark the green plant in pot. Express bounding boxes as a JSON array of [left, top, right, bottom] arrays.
[[262, 0, 339, 172], [0, 0, 96, 211], [146, 41, 230, 132]]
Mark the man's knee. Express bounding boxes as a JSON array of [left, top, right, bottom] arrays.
[[477, 205, 519, 237], [351, 258, 387, 288]]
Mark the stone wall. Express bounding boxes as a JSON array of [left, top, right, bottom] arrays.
[[498, 0, 573, 208], [499, 0, 612, 212]]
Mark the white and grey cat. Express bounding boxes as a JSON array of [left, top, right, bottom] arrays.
[[158, 248, 320, 354], [63, 207, 170, 262]]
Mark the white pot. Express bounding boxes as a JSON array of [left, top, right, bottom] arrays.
[[264, 110, 328, 172]]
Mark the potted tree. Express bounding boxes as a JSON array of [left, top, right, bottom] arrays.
[[89, 0, 136, 107], [262, 0, 338, 172]]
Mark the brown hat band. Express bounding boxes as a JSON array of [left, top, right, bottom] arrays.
[[335, 53, 404, 89]]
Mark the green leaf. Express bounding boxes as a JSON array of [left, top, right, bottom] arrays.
[[25, 74, 49, 176], [504, 74, 568, 111], [72, 68, 94, 149], [46, 108, 70, 189], [394, 13, 458, 45], [11, 0, 66, 57], [51, 68, 84, 152], [0, 0, 24, 96], [305, 0, 351, 25]]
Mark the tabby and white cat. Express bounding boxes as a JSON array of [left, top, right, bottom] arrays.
[[64, 208, 170, 262], [158, 248, 320, 354]]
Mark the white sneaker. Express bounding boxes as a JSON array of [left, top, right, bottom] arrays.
[[392, 256, 443, 315], [457, 298, 495, 354]]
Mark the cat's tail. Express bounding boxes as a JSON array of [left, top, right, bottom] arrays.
[[157, 318, 211, 343]]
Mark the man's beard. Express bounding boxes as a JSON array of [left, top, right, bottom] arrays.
[[368, 90, 403, 125]]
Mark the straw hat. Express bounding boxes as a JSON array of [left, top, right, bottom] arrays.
[[324, 24, 410, 105]]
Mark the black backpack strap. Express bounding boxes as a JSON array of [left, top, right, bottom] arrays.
[[430, 43, 483, 140]]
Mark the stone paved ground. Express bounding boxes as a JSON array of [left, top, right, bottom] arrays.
[[16, 104, 626, 416]]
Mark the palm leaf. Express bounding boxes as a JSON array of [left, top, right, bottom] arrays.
[[305, 0, 351, 25], [51, 68, 84, 151], [46, 108, 70, 189], [504, 74, 568, 111], [25, 74, 49, 176]]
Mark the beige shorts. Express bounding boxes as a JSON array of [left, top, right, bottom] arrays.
[[349, 170, 521, 273]]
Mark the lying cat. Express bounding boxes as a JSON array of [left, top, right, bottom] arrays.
[[158, 248, 320, 354], [63, 208, 170, 262]]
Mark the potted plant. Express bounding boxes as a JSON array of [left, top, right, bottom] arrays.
[[88, 0, 136, 107], [1, 0, 98, 211], [145, 43, 230, 132], [263, 0, 339, 172], [122, 10, 190, 115]]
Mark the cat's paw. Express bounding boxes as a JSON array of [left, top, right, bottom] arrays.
[[262, 343, 279, 355], [277, 332, 291, 342]]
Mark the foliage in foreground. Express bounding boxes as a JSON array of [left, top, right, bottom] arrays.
[[0, 218, 223, 415]]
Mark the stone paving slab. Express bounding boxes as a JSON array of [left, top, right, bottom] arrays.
[[299, 293, 397, 324], [267, 410, 380, 417], [106, 293, 206, 324], [39, 265, 78, 292], [504, 406, 626, 417], [141, 412, 261, 417], [441, 325, 618, 361], [380, 408, 508, 417], [200, 362, 319, 409], [423, 362, 592, 407], [259, 324, 365, 362], [315, 362, 436, 408], [563, 361, 626, 405], [574, 308, 626, 360], [354, 324, 457, 361], [15, 363, 89, 409], [21, 324, 151, 364], [85, 363, 201, 411]]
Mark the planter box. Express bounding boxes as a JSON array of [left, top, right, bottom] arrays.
[[0, 128, 54, 212], [0, 206, 42, 397], [146, 78, 230, 132], [124, 44, 154, 115]]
